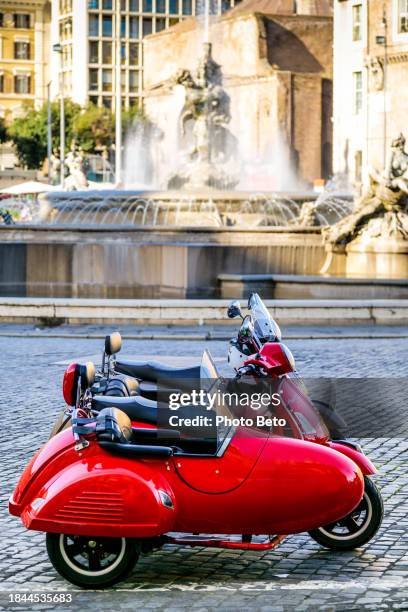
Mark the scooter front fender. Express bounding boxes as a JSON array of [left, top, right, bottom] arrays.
[[328, 441, 377, 475], [11, 445, 177, 538]]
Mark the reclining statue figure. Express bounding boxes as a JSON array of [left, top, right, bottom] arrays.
[[324, 133, 408, 245]]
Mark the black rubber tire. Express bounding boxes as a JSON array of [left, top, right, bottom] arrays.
[[308, 476, 383, 550], [46, 533, 140, 588]]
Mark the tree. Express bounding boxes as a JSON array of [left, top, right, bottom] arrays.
[[7, 99, 81, 169], [73, 103, 145, 154], [73, 104, 114, 153], [7, 99, 147, 169], [0, 117, 7, 143]]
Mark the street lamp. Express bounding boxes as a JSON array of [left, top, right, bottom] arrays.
[[46, 81, 52, 184], [376, 6, 388, 167], [115, 0, 122, 185], [53, 43, 65, 188]]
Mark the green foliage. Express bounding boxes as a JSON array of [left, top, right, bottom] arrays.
[[7, 98, 147, 169], [0, 117, 7, 143], [7, 100, 81, 169], [73, 104, 114, 153]]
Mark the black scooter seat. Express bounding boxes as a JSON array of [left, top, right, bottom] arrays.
[[92, 395, 158, 424], [115, 359, 200, 384]]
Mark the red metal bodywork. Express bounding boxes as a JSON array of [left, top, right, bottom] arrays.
[[10, 424, 365, 539], [244, 343, 293, 376]]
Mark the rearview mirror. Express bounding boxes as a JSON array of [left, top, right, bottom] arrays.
[[105, 332, 122, 356], [227, 300, 243, 320]]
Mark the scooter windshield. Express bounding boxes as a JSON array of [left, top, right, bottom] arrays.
[[279, 377, 329, 443], [248, 293, 282, 342]]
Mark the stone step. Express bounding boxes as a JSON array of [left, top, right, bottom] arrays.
[[218, 273, 408, 300], [1, 297, 408, 325]]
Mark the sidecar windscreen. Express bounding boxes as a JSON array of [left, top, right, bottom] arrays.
[[200, 350, 236, 454]]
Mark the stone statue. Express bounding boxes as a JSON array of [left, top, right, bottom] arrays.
[[366, 56, 384, 91], [296, 201, 320, 227], [168, 43, 238, 190], [50, 149, 61, 186], [64, 141, 88, 191], [323, 134, 408, 245]]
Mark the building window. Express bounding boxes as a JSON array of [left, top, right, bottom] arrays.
[[169, 0, 178, 14], [129, 42, 138, 65], [89, 40, 99, 63], [156, 0, 165, 12], [102, 0, 113, 10], [14, 41, 30, 60], [102, 68, 112, 91], [14, 74, 30, 94], [183, 0, 192, 14], [121, 16, 126, 37], [129, 70, 138, 92], [143, 0, 153, 11], [0, 75, 4, 93], [88, 0, 99, 9], [89, 14, 99, 36], [352, 4, 362, 41], [102, 96, 111, 109], [0, 14, 3, 27], [102, 41, 112, 63], [14, 14, 31, 29], [142, 18, 152, 36], [60, 0, 73, 12], [129, 0, 139, 10], [398, 0, 408, 33], [355, 150, 362, 183], [353, 71, 362, 114], [129, 16, 138, 38], [156, 18, 165, 31], [102, 16, 113, 36], [89, 68, 99, 90]]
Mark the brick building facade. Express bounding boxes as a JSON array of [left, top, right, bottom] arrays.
[[143, 0, 333, 187]]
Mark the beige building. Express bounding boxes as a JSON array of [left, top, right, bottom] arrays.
[[143, 0, 333, 186], [333, 0, 408, 186], [0, 1, 51, 123]]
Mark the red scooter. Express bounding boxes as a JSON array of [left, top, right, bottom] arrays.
[[10, 346, 383, 588]]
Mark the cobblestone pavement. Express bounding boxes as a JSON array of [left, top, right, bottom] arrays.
[[0, 326, 407, 611]]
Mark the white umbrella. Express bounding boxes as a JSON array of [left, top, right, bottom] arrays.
[[0, 181, 59, 195]]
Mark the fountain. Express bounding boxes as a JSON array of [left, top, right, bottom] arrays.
[[0, 5, 369, 301], [38, 10, 351, 229]]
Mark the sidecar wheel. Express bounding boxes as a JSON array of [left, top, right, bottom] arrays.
[[46, 533, 140, 588], [308, 477, 383, 550]]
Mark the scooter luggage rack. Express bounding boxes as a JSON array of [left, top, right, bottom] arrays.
[[164, 534, 287, 551]]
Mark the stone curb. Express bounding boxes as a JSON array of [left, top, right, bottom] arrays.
[[1, 297, 408, 325]]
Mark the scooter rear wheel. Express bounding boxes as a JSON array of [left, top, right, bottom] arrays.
[[46, 533, 140, 588], [308, 476, 383, 550]]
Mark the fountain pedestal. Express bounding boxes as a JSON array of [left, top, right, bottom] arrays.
[[322, 211, 408, 278]]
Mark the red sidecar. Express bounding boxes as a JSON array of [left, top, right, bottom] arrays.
[[9, 352, 383, 589]]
